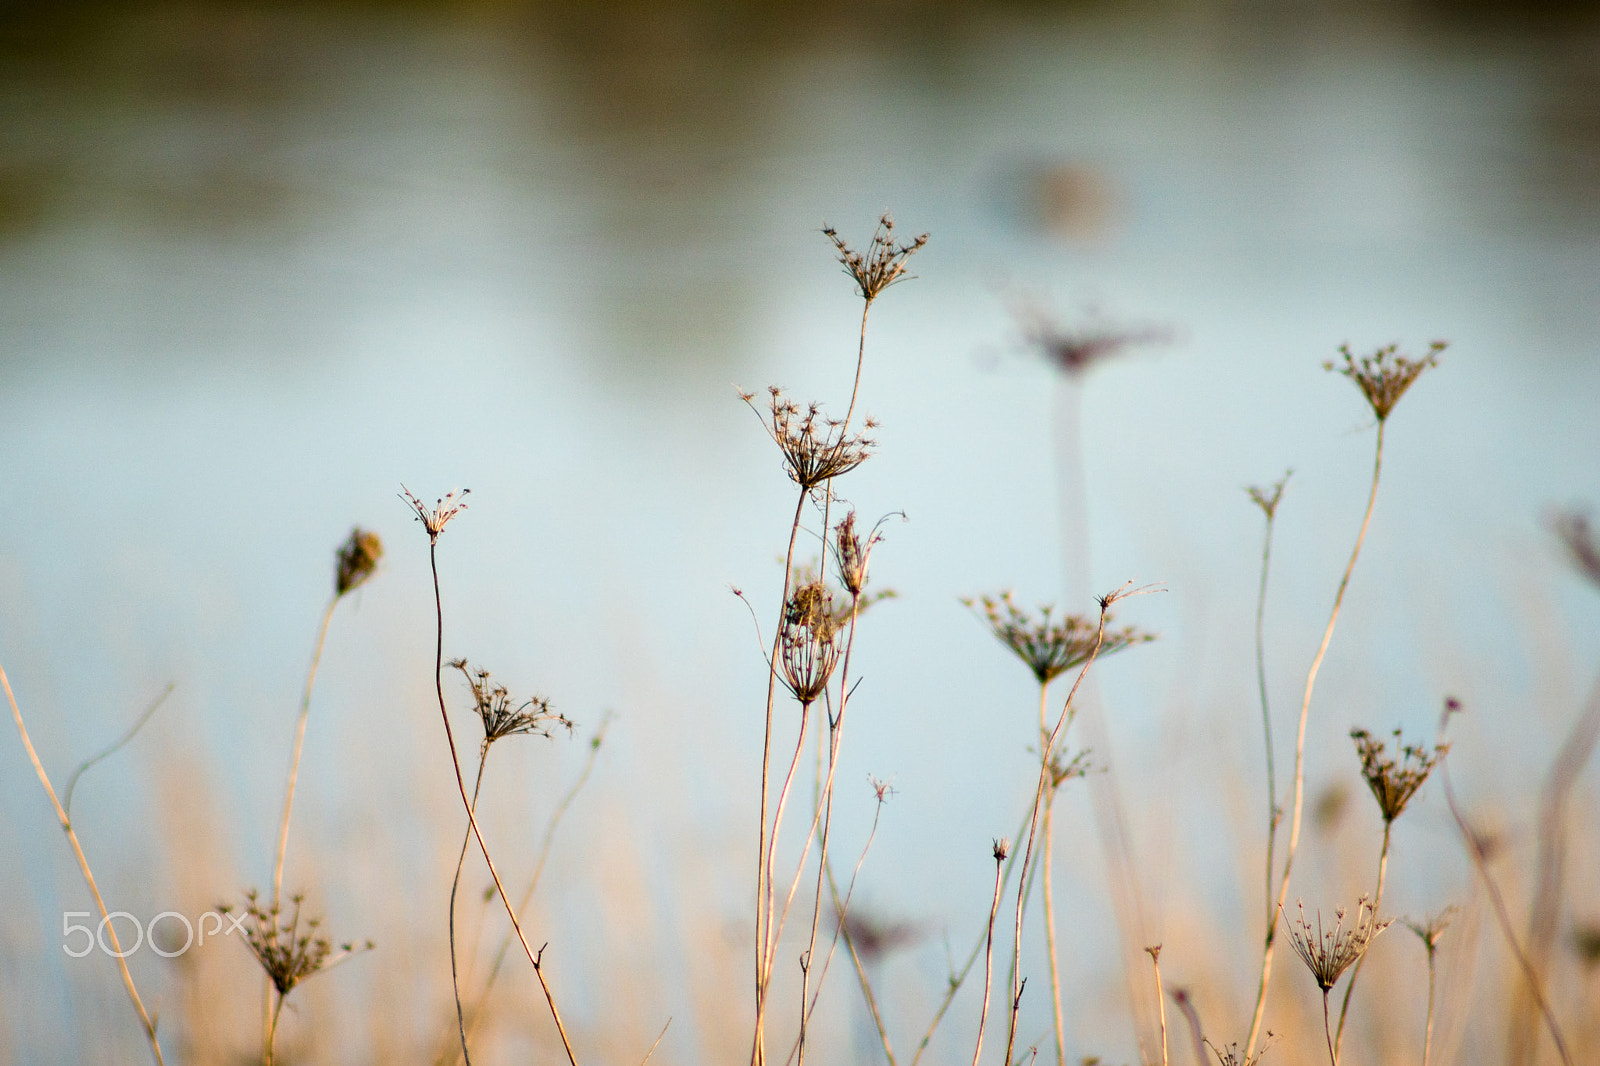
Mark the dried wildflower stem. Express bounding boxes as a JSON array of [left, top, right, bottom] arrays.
[[797, 610, 863, 1065], [63, 683, 173, 819], [1, 663, 167, 1066], [752, 488, 810, 1066], [1420, 937, 1440, 1066], [272, 597, 337, 908], [1004, 604, 1117, 1066], [1146, 947, 1168, 1066], [454, 714, 612, 1066], [1332, 822, 1390, 1057], [1038, 684, 1066, 1066], [910, 802, 1035, 1066], [425, 544, 579, 1066], [1251, 490, 1284, 934], [1439, 743, 1572, 1065], [449, 756, 490, 1066], [1247, 423, 1385, 1056], [1517, 668, 1600, 1061], [787, 794, 893, 1066], [972, 844, 1008, 1066]]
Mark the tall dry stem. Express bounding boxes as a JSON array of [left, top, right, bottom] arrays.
[[2, 662, 167, 1066]]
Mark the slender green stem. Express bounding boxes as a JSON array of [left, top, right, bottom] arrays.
[[265, 991, 286, 1066], [1255, 507, 1281, 934], [450, 755, 490, 1066], [1334, 820, 1390, 1056], [2, 663, 167, 1066], [1247, 421, 1386, 1057]]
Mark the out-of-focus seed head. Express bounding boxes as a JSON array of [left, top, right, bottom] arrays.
[[335, 527, 383, 596], [1325, 342, 1445, 421]]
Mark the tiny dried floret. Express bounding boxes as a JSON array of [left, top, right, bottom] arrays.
[[1205, 1039, 1270, 1066], [1285, 897, 1391, 992], [777, 581, 842, 705], [1403, 907, 1455, 958], [1350, 727, 1446, 824], [400, 486, 470, 543], [992, 837, 1010, 861], [1246, 472, 1292, 522], [1047, 743, 1094, 790], [222, 889, 371, 998], [746, 389, 875, 490], [823, 214, 928, 305], [967, 591, 1155, 685], [833, 510, 892, 598], [1325, 342, 1445, 421], [450, 658, 571, 749], [1553, 509, 1600, 590], [335, 527, 383, 596]]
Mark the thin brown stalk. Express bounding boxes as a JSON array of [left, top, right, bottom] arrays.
[[1247, 421, 1386, 1057], [973, 844, 1008, 1066], [426, 543, 579, 1066], [1039, 683, 1065, 1066], [798, 604, 863, 1065], [1321, 989, 1336, 1066], [2, 662, 167, 1066], [1146, 946, 1168, 1066], [640, 1017, 672, 1065], [788, 792, 893, 1066], [1005, 595, 1134, 1066], [910, 803, 1034, 1066], [273, 597, 338, 908], [1252, 491, 1283, 935], [1333, 821, 1391, 1057], [450, 755, 490, 1066], [753, 487, 810, 1066], [759, 698, 815, 1032], [1438, 732, 1572, 1066], [452, 712, 612, 1065], [1421, 944, 1438, 1066]]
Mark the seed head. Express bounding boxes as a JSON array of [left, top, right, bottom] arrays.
[[747, 389, 874, 490], [221, 889, 371, 998], [1350, 727, 1446, 824], [449, 658, 572, 750], [992, 837, 1010, 861], [1403, 907, 1455, 959], [966, 591, 1155, 685], [1284, 897, 1391, 992], [1245, 471, 1292, 522], [1205, 1039, 1270, 1066], [778, 581, 842, 705], [1553, 509, 1600, 590], [335, 527, 383, 596], [822, 214, 928, 305], [1324, 342, 1445, 421], [1020, 309, 1169, 378], [400, 486, 470, 543]]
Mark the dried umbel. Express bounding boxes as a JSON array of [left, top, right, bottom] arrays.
[[745, 389, 875, 490], [1046, 743, 1093, 790], [1553, 509, 1600, 589], [400, 486, 470, 543], [1020, 310, 1170, 378], [1246, 472, 1292, 521], [222, 889, 370, 998], [1206, 1039, 1271, 1066], [966, 591, 1156, 685], [335, 527, 383, 596], [777, 581, 842, 704], [1285, 897, 1391, 992], [1325, 342, 1445, 421], [823, 214, 928, 305], [1403, 907, 1455, 958], [1350, 727, 1446, 824], [449, 658, 571, 749]]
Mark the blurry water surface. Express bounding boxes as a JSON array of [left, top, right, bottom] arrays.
[[3, 3, 1599, 1062]]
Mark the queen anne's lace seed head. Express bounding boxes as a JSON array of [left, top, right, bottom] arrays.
[[1325, 342, 1444, 421]]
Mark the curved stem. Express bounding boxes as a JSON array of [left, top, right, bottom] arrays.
[[1333, 820, 1390, 1056], [1322, 990, 1337, 1066], [1247, 421, 1386, 1057], [265, 991, 286, 1066], [273, 597, 338, 908], [972, 852, 1006, 1066], [2, 663, 166, 1066], [450, 754, 490, 1066], [428, 543, 578, 1066]]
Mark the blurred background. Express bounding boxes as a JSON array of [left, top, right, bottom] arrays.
[[2, 0, 1599, 1062]]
